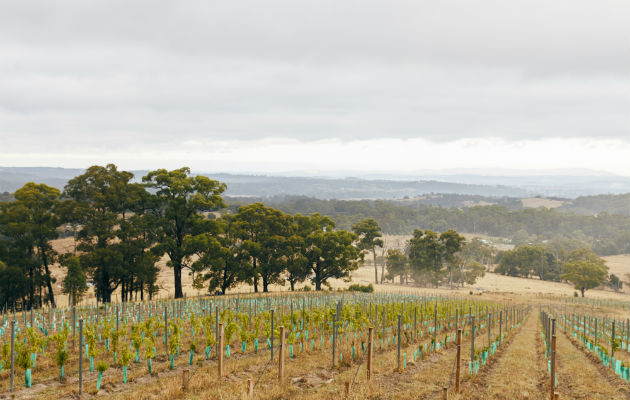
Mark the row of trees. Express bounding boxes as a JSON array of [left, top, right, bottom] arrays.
[[0, 164, 496, 309], [495, 244, 617, 296], [0, 165, 367, 308]]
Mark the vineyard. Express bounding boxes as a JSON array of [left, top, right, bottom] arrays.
[[0, 292, 628, 399]]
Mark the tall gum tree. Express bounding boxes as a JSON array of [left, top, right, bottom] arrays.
[[304, 218, 361, 290], [232, 203, 291, 292], [64, 164, 143, 302], [0, 182, 61, 308], [352, 218, 383, 284], [15, 183, 61, 307], [143, 167, 226, 298]]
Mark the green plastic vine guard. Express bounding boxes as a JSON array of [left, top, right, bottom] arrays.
[[25, 368, 31, 388]]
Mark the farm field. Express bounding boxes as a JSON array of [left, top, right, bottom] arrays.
[[9, 236, 623, 399], [1, 291, 628, 400]]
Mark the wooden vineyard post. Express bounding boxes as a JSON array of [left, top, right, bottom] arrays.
[[270, 309, 275, 361], [79, 318, 84, 395], [456, 328, 462, 393], [455, 308, 459, 329], [470, 315, 475, 367], [414, 306, 417, 340], [72, 304, 76, 348], [215, 306, 219, 358], [397, 315, 402, 372], [344, 381, 350, 398], [332, 313, 337, 367], [382, 307, 386, 350], [164, 307, 169, 355], [218, 323, 224, 378], [434, 301, 438, 352], [182, 369, 189, 390], [367, 327, 374, 380], [499, 310, 502, 341], [611, 321, 615, 370], [442, 386, 448, 400], [487, 312, 491, 348], [10, 319, 15, 392], [550, 319, 556, 400], [279, 326, 285, 382]]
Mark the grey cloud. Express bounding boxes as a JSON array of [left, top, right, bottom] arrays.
[[0, 0, 628, 150]]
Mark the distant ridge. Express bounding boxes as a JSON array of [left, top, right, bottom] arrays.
[[0, 166, 628, 199]]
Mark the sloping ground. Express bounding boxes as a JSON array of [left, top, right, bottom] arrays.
[[456, 313, 547, 400], [555, 325, 629, 399], [602, 254, 630, 287]]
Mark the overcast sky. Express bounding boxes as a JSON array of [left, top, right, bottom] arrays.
[[1, 1, 628, 176]]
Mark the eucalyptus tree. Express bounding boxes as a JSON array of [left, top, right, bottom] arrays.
[[562, 259, 608, 297], [352, 218, 384, 284], [440, 229, 466, 286], [61, 255, 87, 305], [143, 167, 226, 298], [385, 249, 408, 284], [232, 203, 292, 292], [187, 216, 250, 295], [283, 213, 330, 291], [302, 215, 362, 290], [0, 182, 61, 308], [407, 229, 443, 286], [407, 229, 465, 287], [64, 164, 148, 302]]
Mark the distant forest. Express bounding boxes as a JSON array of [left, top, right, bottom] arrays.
[[227, 195, 630, 256]]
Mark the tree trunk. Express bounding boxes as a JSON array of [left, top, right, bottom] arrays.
[[102, 289, 111, 303], [290, 280, 295, 291], [262, 276, 269, 293], [252, 259, 258, 293], [315, 266, 322, 290], [174, 264, 183, 298], [373, 249, 378, 284], [380, 253, 386, 284], [41, 254, 56, 308], [581, 288, 585, 297]]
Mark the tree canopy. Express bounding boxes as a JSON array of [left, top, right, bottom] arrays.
[[562, 259, 608, 297]]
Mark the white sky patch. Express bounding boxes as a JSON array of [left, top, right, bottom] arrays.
[[2, 138, 628, 176]]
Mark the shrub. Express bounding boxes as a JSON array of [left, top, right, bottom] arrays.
[[348, 284, 374, 293]]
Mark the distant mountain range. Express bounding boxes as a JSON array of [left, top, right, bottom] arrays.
[[0, 166, 628, 199]]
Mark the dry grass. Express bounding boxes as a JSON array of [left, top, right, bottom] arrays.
[[452, 313, 547, 399], [48, 235, 628, 309], [602, 254, 630, 286], [555, 324, 629, 399]]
